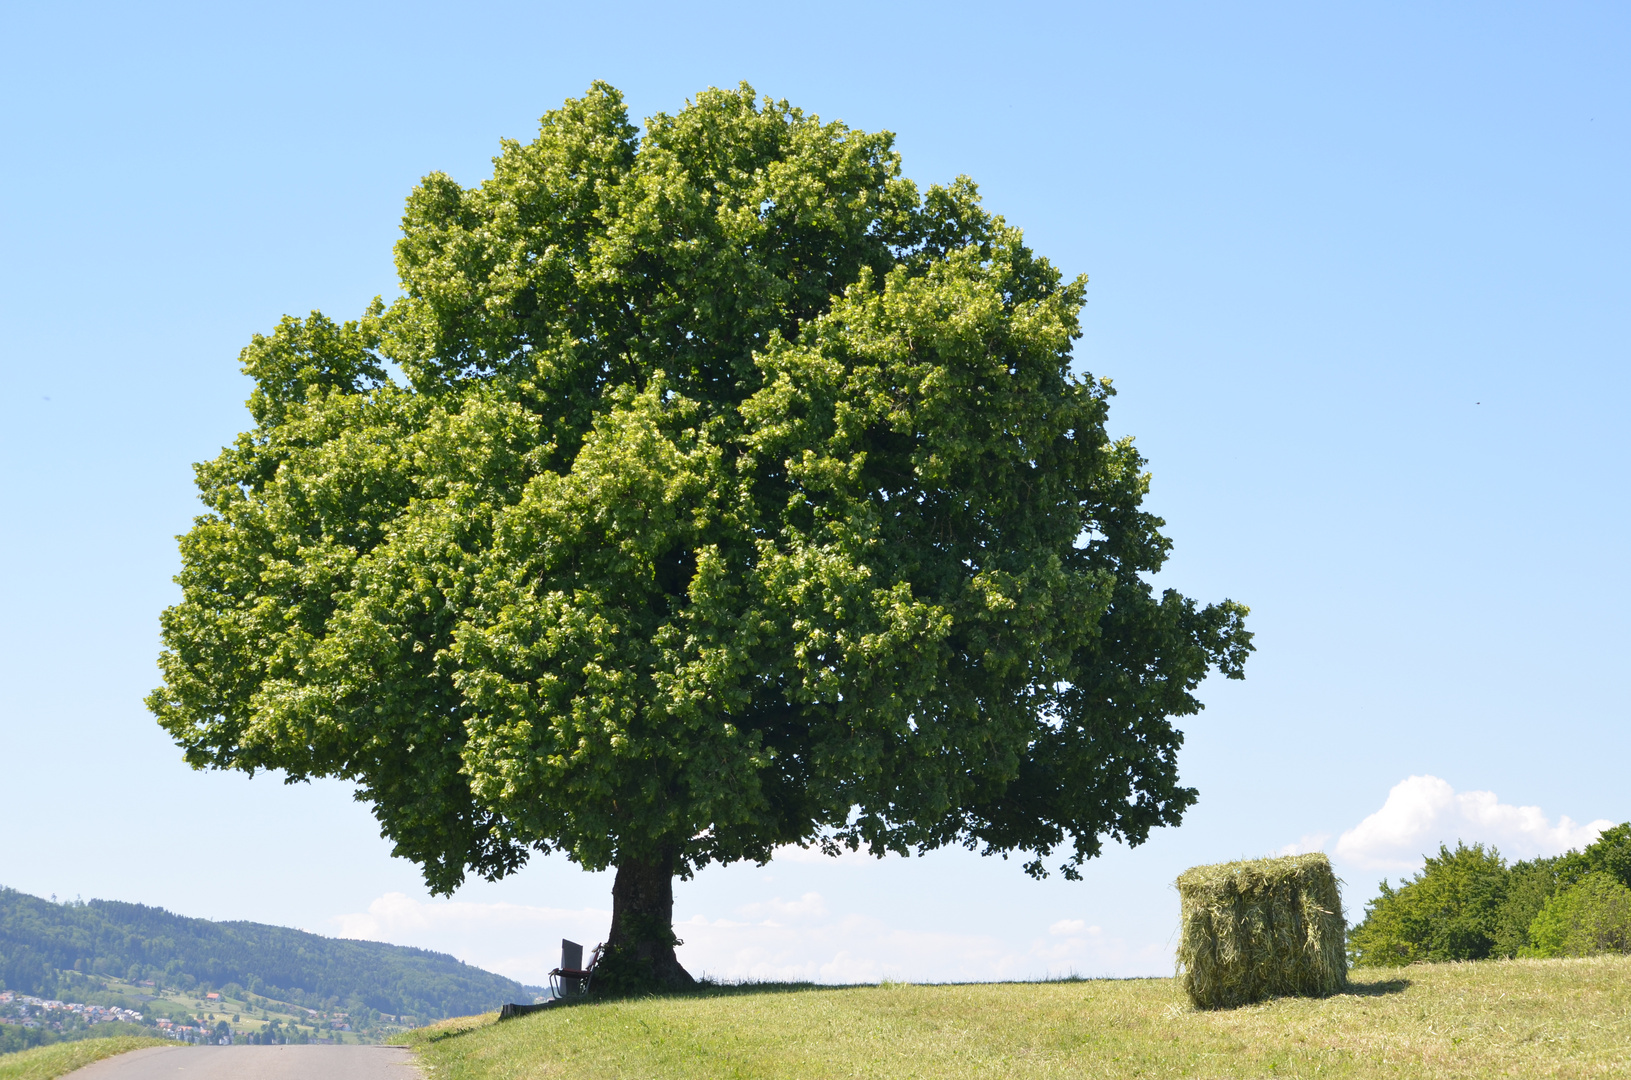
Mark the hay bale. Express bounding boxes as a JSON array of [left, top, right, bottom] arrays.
[[1176, 853, 1347, 1009]]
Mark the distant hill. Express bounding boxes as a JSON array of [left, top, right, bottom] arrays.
[[0, 887, 537, 1021]]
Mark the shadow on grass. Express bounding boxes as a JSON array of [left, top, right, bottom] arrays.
[[1341, 977, 1412, 998], [524, 980, 842, 1011], [1188, 978, 1413, 1012], [515, 974, 1175, 1013], [689, 979, 842, 998], [415, 1014, 501, 1043], [647, 977, 1164, 1003], [421, 1028, 479, 1044]]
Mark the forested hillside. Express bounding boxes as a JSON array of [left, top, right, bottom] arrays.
[[0, 887, 536, 1020]]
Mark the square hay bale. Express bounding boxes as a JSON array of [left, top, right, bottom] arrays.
[[1176, 852, 1347, 1009]]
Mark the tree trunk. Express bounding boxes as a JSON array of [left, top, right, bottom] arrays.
[[605, 850, 694, 989]]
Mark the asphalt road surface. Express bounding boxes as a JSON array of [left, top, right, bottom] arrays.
[[67, 1045, 422, 1079]]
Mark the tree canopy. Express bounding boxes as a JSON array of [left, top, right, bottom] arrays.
[[1347, 826, 1631, 966], [150, 82, 1251, 986], [1347, 842, 1513, 966]]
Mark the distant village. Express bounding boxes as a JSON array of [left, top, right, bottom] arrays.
[[0, 992, 144, 1033], [0, 989, 362, 1046]]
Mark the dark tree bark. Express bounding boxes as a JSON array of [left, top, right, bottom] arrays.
[[604, 849, 694, 989]]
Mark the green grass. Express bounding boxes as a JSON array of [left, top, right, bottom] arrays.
[[405, 955, 1631, 1079], [0, 1037, 174, 1080]]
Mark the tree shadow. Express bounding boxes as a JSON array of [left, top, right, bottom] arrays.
[[554, 975, 1174, 1007], [688, 979, 845, 998], [504, 972, 1418, 1019], [485, 980, 844, 1020], [563, 980, 847, 1007]]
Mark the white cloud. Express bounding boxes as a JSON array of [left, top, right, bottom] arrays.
[[675, 894, 1147, 983], [332, 890, 1160, 987], [1276, 833, 1331, 857], [331, 893, 609, 986], [769, 843, 889, 865], [732, 892, 829, 922], [1332, 775, 1612, 873]]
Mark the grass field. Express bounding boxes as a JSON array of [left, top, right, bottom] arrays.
[[405, 956, 1631, 1079], [0, 1037, 173, 1080]]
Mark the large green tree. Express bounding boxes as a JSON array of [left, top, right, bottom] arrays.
[[1347, 842, 1512, 966], [150, 83, 1251, 989]]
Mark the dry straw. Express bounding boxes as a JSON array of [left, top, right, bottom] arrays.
[[1176, 852, 1347, 1009]]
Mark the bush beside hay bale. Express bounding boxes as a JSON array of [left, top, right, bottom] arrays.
[[1176, 853, 1347, 1009]]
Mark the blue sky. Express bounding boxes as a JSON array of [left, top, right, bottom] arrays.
[[2, 1, 1626, 983]]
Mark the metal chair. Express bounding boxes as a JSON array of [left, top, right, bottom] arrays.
[[499, 939, 602, 1019], [548, 939, 600, 999]]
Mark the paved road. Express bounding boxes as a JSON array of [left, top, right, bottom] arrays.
[[68, 1045, 422, 1079]]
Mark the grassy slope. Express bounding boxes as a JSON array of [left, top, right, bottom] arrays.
[[406, 956, 1631, 1079], [0, 1038, 173, 1080]]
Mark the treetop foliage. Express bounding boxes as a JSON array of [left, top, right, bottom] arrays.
[[150, 82, 1252, 897], [1347, 842, 1509, 966], [1557, 823, 1631, 889]]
